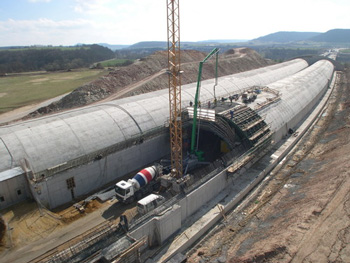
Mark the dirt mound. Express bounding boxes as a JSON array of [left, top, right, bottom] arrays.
[[58, 199, 104, 224], [27, 48, 272, 118], [229, 246, 287, 263]]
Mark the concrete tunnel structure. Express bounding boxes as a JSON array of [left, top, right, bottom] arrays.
[[0, 58, 334, 210]]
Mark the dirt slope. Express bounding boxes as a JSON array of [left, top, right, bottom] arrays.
[[187, 69, 350, 263], [28, 48, 272, 117]]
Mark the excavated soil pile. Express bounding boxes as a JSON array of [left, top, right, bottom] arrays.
[[28, 48, 271, 117], [187, 69, 350, 263], [58, 199, 105, 224]]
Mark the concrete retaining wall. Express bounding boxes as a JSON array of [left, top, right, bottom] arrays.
[[179, 171, 228, 222]]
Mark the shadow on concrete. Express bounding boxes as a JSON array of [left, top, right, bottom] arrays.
[[102, 201, 135, 221]]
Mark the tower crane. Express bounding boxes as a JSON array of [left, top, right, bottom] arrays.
[[166, 0, 182, 178]]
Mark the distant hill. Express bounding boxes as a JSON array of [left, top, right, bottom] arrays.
[[127, 41, 168, 49], [309, 29, 350, 43], [127, 39, 248, 50], [252, 31, 321, 43], [98, 43, 130, 51], [198, 39, 248, 43]]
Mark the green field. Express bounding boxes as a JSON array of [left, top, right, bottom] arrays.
[[0, 69, 106, 114], [99, 58, 133, 67]]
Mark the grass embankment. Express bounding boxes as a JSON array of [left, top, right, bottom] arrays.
[[99, 58, 133, 67], [0, 69, 106, 114]]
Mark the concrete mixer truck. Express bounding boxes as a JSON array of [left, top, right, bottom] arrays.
[[115, 165, 162, 204]]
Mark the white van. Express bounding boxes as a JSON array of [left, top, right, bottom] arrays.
[[137, 194, 165, 215]]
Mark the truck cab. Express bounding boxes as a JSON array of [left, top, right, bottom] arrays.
[[115, 180, 135, 202], [137, 194, 165, 215]]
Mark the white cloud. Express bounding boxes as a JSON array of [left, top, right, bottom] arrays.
[[73, 0, 113, 15], [180, 0, 350, 40], [71, 0, 167, 43], [0, 18, 95, 46], [2, 0, 350, 46], [2, 18, 92, 31]]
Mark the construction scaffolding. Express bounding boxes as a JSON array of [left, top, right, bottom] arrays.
[[224, 105, 272, 146]]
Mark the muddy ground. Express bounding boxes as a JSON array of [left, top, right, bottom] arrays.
[[187, 69, 350, 263]]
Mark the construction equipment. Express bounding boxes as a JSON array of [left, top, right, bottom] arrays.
[[190, 48, 220, 157], [115, 165, 162, 204], [167, 0, 183, 178], [137, 194, 165, 215], [167, 0, 183, 179]]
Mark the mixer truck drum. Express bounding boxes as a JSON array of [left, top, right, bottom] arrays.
[[133, 166, 157, 189]]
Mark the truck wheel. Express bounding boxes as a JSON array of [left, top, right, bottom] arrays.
[[135, 192, 142, 200], [127, 196, 135, 204]]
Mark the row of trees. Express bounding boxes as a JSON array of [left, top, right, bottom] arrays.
[[0, 44, 115, 74], [254, 47, 320, 62], [0, 44, 333, 74]]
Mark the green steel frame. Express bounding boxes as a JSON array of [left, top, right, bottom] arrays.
[[190, 47, 219, 154]]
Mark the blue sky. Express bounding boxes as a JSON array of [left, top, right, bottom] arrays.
[[0, 0, 349, 46]]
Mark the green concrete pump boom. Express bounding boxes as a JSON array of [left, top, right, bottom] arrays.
[[190, 47, 219, 154]]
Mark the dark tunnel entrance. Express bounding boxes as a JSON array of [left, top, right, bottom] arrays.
[[196, 129, 227, 162], [183, 125, 236, 163]]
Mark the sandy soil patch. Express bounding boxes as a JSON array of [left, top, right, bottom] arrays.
[[0, 202, 63, 250], [0, 198, 110, 253]]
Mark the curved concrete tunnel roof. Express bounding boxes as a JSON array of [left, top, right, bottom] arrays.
[[0, 59, 308, 178], [261, 59, 335, 141]]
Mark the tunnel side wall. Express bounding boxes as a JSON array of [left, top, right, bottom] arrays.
[[34, 133, 169, 208]]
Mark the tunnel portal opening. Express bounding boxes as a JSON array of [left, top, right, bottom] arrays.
[[183, 123, 240, 164]]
